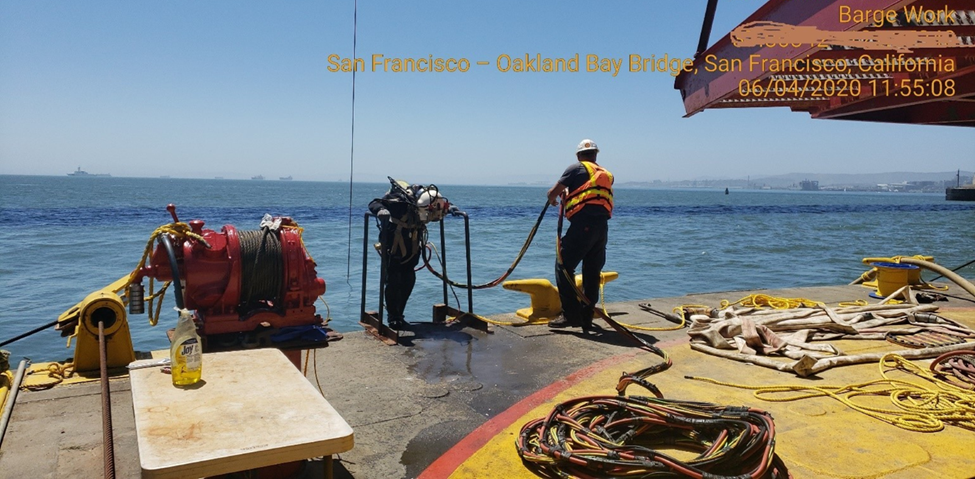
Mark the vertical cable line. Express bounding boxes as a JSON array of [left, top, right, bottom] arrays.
[[346, 0, 358, 283]]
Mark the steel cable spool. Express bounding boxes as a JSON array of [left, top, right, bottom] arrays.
[[238, 229, 284, 311]]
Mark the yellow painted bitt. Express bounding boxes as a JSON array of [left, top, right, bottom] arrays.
[[502, 272, 618, 322], [858, 255, 933, 286], [59, 288, 136, 372]]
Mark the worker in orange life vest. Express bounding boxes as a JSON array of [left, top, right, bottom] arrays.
[[545, 139, 614, 331]]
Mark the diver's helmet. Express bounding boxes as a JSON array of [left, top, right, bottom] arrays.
[[417, 189, 448, 223]]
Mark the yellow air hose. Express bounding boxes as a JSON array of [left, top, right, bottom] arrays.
[[898, 257, 975, 298]]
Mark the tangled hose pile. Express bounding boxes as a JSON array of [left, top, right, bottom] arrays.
[[516, 394, 790, 478], [930, 350, 975, 390]]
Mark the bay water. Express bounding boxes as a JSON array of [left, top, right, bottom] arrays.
[[1, 175, 972, 362]]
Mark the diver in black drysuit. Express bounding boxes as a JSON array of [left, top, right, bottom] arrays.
[[368, 181, 448, 329]]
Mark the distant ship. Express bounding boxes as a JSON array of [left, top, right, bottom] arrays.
[[251, 175, 265, 180], [279, 176, 293, 181], [67, 167, 110, 177], [946, 170, 975, 201]]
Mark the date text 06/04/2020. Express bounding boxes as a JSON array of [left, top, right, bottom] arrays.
[[737, 77, 956, 99]]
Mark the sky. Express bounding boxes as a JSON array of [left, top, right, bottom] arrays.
[[1, 1, 971, 185]]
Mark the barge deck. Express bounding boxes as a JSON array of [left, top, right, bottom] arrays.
[[1, 282, 973, 478]]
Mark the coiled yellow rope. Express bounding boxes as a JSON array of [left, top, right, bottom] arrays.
[[21, 362, 76, 391], [720, 294, 823, 310], [687, 352, 975, 432], [127, 223, 208, 326]]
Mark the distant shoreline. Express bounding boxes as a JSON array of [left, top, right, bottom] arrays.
[[1, 172, 971, 193]]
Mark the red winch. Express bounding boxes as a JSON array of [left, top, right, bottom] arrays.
[[134, 205, 326, 344]]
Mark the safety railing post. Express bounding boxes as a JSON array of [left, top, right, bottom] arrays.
[[440, 218, 448, 305], [377, 213, 389, 322], [360, 213, 370, 322], [463, 213, 473, 313], [360, 211, 399, 345]]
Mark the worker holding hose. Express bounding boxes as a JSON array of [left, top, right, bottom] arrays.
[[369, 180, 449, 329], [546, 139, 614, 331]]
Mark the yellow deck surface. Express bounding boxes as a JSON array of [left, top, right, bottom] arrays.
[[450, 309, 975, 479]]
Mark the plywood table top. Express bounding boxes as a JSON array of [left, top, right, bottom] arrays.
[[130, 348, 354, 479]]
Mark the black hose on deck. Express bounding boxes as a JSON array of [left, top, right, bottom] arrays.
[[158, 235, 184, 310], [0, 320, 59, 348], [928, 258, 975, 283], [422, 202, 549, 290]]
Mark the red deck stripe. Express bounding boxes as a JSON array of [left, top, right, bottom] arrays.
[[418, 336, 686, 478]]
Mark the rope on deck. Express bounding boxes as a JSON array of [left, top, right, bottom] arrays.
[[688, 351, 975, 433]]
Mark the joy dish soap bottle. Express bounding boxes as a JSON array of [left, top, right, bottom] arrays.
[[170, 308, 203, 386]]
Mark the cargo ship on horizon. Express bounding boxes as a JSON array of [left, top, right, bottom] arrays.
[[67, 167, 110, 177]]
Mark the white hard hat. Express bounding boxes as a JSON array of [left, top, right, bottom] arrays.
[[576, 139, 599, 153]]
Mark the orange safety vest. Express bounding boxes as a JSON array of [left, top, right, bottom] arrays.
[[564, 161, 614, 219]]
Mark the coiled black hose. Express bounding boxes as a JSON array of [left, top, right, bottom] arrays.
[[159, 235, 184, 310]]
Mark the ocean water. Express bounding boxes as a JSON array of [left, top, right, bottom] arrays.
[[1, 175, 973, 362]]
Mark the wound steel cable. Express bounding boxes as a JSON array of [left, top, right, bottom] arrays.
[[238, 229, 284, 309]]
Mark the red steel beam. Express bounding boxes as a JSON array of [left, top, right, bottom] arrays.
[[675, 0, 917, 116], [833, 100, 975, 125], [812, 63, 975, 119], [675, 0, 975, 126]]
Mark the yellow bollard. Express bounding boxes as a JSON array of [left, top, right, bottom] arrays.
[[502, 279, 561, 321], [503, 272, 619, 322], [60, 289, 136, 373]]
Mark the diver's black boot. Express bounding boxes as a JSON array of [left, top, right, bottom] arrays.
[[388, 316, 408, 330]]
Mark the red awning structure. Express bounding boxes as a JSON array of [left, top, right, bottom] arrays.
[[675, 0, 975, 126]]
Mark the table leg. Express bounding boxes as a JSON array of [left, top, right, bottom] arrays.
[[324, 455, 333, 479]]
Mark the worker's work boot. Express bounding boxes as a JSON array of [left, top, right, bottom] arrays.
[[548, 315, 578, 328]]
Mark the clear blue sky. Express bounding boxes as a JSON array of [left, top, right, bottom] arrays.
[[1, 1, 971, 185]]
